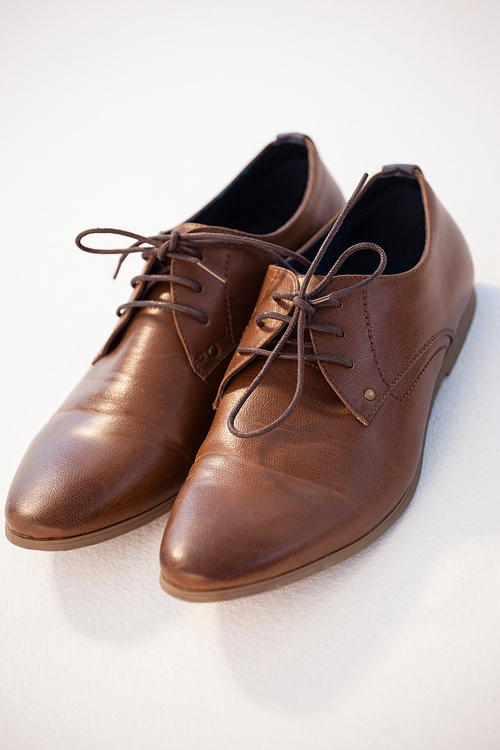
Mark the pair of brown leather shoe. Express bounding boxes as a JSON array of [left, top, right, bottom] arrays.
[[5, 135, 475, 602]]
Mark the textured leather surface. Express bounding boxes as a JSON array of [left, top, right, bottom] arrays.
[[160, 169, 475, 593], [5, 136, 344, 542]]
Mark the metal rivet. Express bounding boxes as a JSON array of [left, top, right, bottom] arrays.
[[208, 344, 219, 357], [364, 388, 376, 401]]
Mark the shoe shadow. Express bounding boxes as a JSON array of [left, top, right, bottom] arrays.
[[51, 515, 182, 645], [214, 282, 500, 714]]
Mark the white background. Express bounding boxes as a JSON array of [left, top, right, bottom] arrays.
[[1, 1, 500, 748]]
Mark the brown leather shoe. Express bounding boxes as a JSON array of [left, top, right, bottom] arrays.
[[159, 165, 475, 601], [5, 134, 344, 550]]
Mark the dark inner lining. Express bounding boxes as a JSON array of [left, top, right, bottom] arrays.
[[192, 142, 309, 235], [299, 176, 426, 276]]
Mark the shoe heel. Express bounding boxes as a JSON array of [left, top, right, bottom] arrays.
[[443, 288, 476, 377]]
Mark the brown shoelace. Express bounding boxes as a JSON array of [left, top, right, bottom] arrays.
[[76, 227, 311, 324], [227, 174, 387, 438]]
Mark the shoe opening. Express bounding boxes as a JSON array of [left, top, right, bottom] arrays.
[[192, 140, 309, 235], [299, 174, 426, 276]]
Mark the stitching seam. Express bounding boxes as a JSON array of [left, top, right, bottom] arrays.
[[389, 345, 448, 402], [362, 286, 390, 386], [367, 327, 454, 418], [191, 249, 233, 377], [223, 249, 235, 349]]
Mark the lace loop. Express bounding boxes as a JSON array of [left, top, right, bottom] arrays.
[[75, 226, 312, 324], [227, 174, 388, 439]]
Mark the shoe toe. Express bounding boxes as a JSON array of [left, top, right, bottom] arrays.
[[159, 453, 350, 598], [6, 411, 191, 545]]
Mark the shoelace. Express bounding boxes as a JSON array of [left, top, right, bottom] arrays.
[[227, 174, 387, 438], [76, 227, 311, 324]]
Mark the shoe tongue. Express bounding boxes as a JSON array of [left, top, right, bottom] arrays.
[[297, 273, 364, 297], [171, 221, 209, 234], [172, 221, 249, 236], [298, 274, 322, 293]]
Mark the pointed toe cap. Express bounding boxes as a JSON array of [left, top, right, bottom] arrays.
[[6, 411, 191, 548], [159, 452, 354, 600]]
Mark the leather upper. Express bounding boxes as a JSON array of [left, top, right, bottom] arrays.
[[159, 167, 475, 593], [5, 135, 344, 541], [216, 170, 474, 424]]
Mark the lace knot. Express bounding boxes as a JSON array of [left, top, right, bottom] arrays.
[[292, 295, 315, 316], [157, 230, 180, 262]]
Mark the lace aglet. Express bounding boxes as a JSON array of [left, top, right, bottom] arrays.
[[311, 295, 331, 305], [112, 252, 129, 279], [196, 261, 226, 284]]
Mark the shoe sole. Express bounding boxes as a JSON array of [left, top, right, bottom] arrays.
[[5, 494, 177, 551], [160, 289, 476, 602]]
